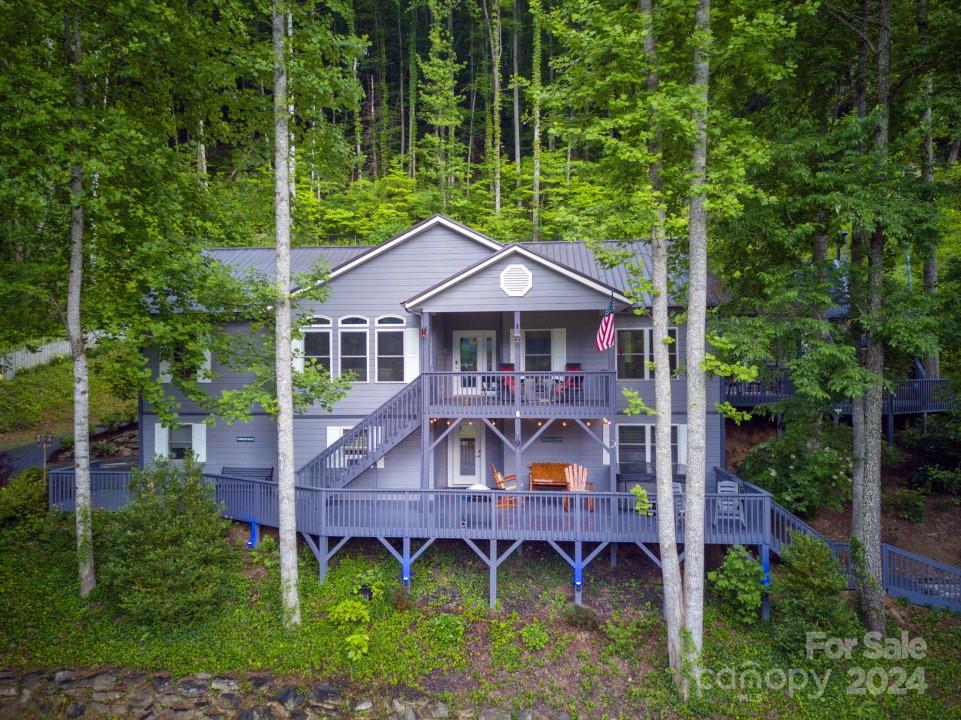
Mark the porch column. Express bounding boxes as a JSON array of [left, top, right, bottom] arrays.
[[421, 311, 431, 490], [513, 310, 523, 486], [608, 318, 617, 492]]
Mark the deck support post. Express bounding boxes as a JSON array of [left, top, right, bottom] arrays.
[[489, 539, 498, 609], [318, 535, 328, 582], [609, 543, 617, 568], [574, 541, 584, 605], [760, 542, 771, 621], [247, 520, 259, 548], [886, 413, 894, 445], [402, 536, 412, 589]]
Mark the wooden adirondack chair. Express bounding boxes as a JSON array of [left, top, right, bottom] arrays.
[[563, 464, 594, 512], [492, 465, 522, 509]]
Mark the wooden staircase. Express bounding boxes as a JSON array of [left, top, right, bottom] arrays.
[[296, 376, 423, 489]]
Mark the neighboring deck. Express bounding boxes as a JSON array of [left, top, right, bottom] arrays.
[[48, 467, 961, 611], [725, 377, 954, 414]]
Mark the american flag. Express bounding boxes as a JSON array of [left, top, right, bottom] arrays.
[[595, 296, 615, 351]]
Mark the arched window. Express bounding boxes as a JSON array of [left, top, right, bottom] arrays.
[[375, 316, 406, 382], [338, 316, 369, 381]]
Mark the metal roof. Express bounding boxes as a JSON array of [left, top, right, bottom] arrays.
[[205, 246, 372, 282]]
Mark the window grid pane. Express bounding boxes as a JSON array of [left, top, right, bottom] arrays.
[[340, 329, 368, 382], [377, 330, 404, 382]]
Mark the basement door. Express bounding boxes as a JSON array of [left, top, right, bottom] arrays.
[[448, 422, 486, 487]]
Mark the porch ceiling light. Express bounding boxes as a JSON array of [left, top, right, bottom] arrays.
[[500, 263, 533, 297]]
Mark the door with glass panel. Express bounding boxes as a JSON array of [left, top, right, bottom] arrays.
[[452, 331, 495, 394], [448, 422, 484, 486]]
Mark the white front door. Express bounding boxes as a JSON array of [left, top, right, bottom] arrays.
[[452, 330, 495, 394], [448, 422, 485, 486]]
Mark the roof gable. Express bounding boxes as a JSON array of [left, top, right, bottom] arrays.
[[404, 245, 632, 310]]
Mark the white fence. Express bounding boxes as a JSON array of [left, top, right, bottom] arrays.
[[1, 339, 72, 379]]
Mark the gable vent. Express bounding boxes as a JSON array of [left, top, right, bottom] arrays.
[[500, 264, 533, 297]]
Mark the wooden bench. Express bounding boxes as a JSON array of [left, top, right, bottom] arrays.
[[221, 466, 274, 482], [529, 462, 571, 490]]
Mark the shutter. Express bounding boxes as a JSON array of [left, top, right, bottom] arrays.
[[602, 423, 611, 466], [326, 425, 344, 447], [154, 423, 169, 459], [158, 360, 171, 384], [403, 327, 420, 382], [292, 335, 304, 373], [551, 328, 566, 371], [198, 349, 212, 383], [677, 424, 688, 475], [192, 423, 207, 463]]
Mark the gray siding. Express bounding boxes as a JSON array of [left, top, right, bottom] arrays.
[[417, 254, 616, 313], [142, 413, 278, 474]]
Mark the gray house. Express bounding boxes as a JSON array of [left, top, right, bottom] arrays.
[[142, 215, 726, 495]]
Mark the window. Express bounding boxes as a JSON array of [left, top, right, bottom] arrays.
[[616, 424, 687, 474], [154, 423, 207, 463], [159, 344, 212, 384], [524, 330, 552, 371], [339, 316, 369, 382], [376, 316, 406, 382], [303, 317, 331, 372], [616, 328, 678, 379], [169, 425, 194, 460]]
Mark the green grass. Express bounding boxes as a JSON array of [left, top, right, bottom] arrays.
[[0, 355, 135, 448], [2, 516, 960, 719]]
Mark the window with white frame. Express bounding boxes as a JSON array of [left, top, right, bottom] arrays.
[[616, 423, 687, 474], [524, 330, 552, 371], [375, 316, 405, 382], [338, 316, 369, 382], [303, 317, 332, 372], [153, 422, 207, 463], [158, 344, 212, 384], [616, 327, 678, 379]]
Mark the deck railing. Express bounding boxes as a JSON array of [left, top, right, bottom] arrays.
[[423, 370, 614, 418], [726, 376, 954, 415], [47, 467, 961, 612]]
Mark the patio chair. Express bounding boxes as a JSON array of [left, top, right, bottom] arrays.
[[562, 464, 594, 512], [713, 479, 746, 527], [497, 362, 517, 400], [491, 465, 522, 509], [673, 481, 685, 517], [553, 362, 585, 403]]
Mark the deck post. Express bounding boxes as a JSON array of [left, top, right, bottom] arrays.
[[886, 412, 894, 445], [573, 541, 584, 605], [609, 543, 617, 568], [489, 539, 498, 609], [760, 543, 771, 621], [318, 535, 328, 583], [247, 520, 259, 548], [402, 536, 412, 589]]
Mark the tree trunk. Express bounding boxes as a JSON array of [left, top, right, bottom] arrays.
[[65, 11, 95, 600], [512, 0, 522, 204], [858, 0, 890, 635], [273, 0, 301, 628], [408, 2, 417, 178], [197, 120, 208, 186], [641, 0, 684, 687], [398, 3, 406, 166], [481, 0, 502, 213], [682, 0, 710, 691], [530, 0, 542, 239]]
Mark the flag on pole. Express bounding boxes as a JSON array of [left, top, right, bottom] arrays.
[[595, 296, 616, 351]]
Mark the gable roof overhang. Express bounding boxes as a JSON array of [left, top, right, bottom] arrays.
[[291, 215, 502, 296], [402, 244, 633, 311]]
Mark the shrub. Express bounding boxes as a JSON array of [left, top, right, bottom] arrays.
[[898, 414, 961, 471], [96, 457, 233, 624], [772, 532, 860, 658], [739, 419, 852, 515], [59, 434, 74, 452], [100, 409, 135, 432], [910, 465, 961, 497], [427, 612, 466, 647], [0, 468, 46, 524], [0, 451, 14, 485], [708, 544, 765, 625], [563, 603, 600, 631], [520, 619, 550, 652], [91, 440, 118, 458], [601, 610, 656, 659], [883, 488, 925, 523]]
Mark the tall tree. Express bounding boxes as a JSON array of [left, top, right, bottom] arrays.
[[529, 0, 542, 238], [273, 0, 301, 627], [480, 0, 503, 212], [682, 0, 711, 682]]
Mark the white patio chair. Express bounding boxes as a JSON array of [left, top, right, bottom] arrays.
[[713, 479, 746, 527]]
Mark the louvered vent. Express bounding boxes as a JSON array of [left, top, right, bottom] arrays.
[[499, 263, 533, 297]]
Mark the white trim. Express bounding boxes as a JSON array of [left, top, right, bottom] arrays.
[[339, 315, 369, 326], [292, 336, 305, 373], [158, 360, 172, 384], [615, 422, 688, 473], [198, 349, 212, 384], [447, 421, 486, 487], [615, 326, 679, 380], [337, 327, 369, 383], [154, 423, 169, 458], [520, 328, 556, 372], [602, 423, 611, 466], [499, 263, 533, 296], [375, 327, 406, 383], [403, 327, 420, 382], [191, 423, 207, 463], [305, 315, 332, 326], [375, 314, 406, 326], [452, 330, 496, 393], [292, 216, 501, 296], [404, 245, 631, 309]]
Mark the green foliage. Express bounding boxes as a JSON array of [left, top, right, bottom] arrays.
[[0, 356, 134, 435], [708, 545, 765, 625], [562, 603, 600, 631], [630, 484, 653, 516], [95, 457, 233, 625], [772, 532, 860, 658], [601, 609, 656, 660], [739, 407, 852, 515], [427, 612, 466, 648], [900, 414, 961, 498], [328, 598, 372, 629], [519, 619, 550, 652], [0, 468, 46, 524], [883, 488, 926, 523], [250, 535, 279, 572]]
